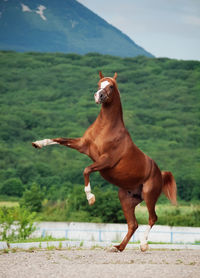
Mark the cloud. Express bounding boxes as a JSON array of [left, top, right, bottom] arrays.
[[183, 15, 200, 26]]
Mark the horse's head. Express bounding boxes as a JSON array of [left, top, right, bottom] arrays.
[[94, 71, 118, 104]]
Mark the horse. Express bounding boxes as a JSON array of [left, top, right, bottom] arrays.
[[32, 71, 177, 252]]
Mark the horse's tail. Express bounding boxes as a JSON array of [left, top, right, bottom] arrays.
[[161, 171, 177, 205]]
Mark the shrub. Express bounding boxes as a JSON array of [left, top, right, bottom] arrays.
[[20, 183, 44, 212], [0, 178, 24, 197], [0, 207, 36, 241]]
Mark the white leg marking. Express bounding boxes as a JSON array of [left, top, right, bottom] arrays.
[[140, 225, 151, 252], [84, 182, 96, 205], [32, 139, 58, 148]]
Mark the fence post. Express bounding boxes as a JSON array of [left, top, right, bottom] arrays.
[[170, 231, 173, 243], [42, 229, 45, 238], [65, 229, 68, 240], [99, 230, 102, 242]]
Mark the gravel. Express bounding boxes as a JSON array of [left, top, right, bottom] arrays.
[[0, 248, 200, 278]]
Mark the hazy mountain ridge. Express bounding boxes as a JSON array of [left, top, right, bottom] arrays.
[[0, 0, 153, 57]]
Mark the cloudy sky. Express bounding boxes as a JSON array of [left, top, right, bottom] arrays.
[[78, 0, 200, 61]]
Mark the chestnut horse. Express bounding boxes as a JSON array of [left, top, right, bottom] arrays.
[[32, 71, 177, 252]]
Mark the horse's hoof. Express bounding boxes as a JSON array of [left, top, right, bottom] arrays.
[[140, 243, 149, 252], [108, 246, 120, 253], [88, 194, 95, 205], [32, 142, 42, 149]]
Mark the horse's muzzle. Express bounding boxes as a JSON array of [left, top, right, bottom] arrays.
[[94, 89, 106, 104]]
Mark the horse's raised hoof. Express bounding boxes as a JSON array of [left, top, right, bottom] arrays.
[[140, 243, 149, 252], [108, 246, 120, 253], [88, 194, 96, 205], [32, 142, 42, 149]]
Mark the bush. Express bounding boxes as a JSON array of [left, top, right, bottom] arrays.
[[0, 178, 24, 197], [0, 207, 36, 241], [20, 183, 44, 212]]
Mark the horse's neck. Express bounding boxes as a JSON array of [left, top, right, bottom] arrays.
[[99, 89, 124, 128]]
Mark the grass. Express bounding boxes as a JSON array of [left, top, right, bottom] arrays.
[[0, 201, 19, 207], [1, 200, 200, 226], [6, 236, 66, 243], [135, 202, 200, 227]]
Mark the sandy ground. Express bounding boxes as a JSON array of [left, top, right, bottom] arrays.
[[0, 248, 200, 278]]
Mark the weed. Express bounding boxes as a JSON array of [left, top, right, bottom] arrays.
[[189, 262, 196, 265], [90, 245, 104, 250], [58, 241, 62, 249], [176, 259, 183, 264], [47, 245, 56, 251], [27, 247, 36, 253]]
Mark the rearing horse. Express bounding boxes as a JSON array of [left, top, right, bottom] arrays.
[[32, 71, 177, 252]]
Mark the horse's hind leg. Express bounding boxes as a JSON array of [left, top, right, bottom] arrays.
[[140, 171, 162, 251], [110, 188, 142, 252]]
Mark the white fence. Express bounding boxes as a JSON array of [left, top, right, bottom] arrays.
[[32, 222, 200, 244]]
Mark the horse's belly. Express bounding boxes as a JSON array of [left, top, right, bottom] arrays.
[[100, 159, 147, 189]]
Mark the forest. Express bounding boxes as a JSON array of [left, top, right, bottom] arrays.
[[0, 51, 199, 224]]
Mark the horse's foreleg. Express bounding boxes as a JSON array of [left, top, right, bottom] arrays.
[[83, 154, 111, 205], [32, 137, 86, 153], [53, 138, 86, 152], [110, 188, 141, 252], [32, 139, 59, 148]]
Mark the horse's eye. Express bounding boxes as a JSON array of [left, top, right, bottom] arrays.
[[110, 85, 113, 89]]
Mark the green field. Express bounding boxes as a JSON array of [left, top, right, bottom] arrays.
[[0, 201, 19, 207]]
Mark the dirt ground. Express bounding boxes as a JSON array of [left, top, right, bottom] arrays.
[[0, 248, 200, 278]]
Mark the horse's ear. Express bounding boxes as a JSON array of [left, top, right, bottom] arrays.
[[113, 72, 117, 80], [99, 71, 104, 79]]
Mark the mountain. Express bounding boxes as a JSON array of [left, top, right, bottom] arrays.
[[0, 0, 153, 57]]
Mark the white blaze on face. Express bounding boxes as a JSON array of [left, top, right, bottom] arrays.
[[94, 80, 110, 103], [100, 80, 110, 89]]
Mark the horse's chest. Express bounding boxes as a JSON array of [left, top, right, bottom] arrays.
[[88, 139, 103, 160], [88, 135, 110, 160]]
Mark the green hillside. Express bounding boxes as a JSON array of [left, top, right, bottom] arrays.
[[0, 51, 199, 221]]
